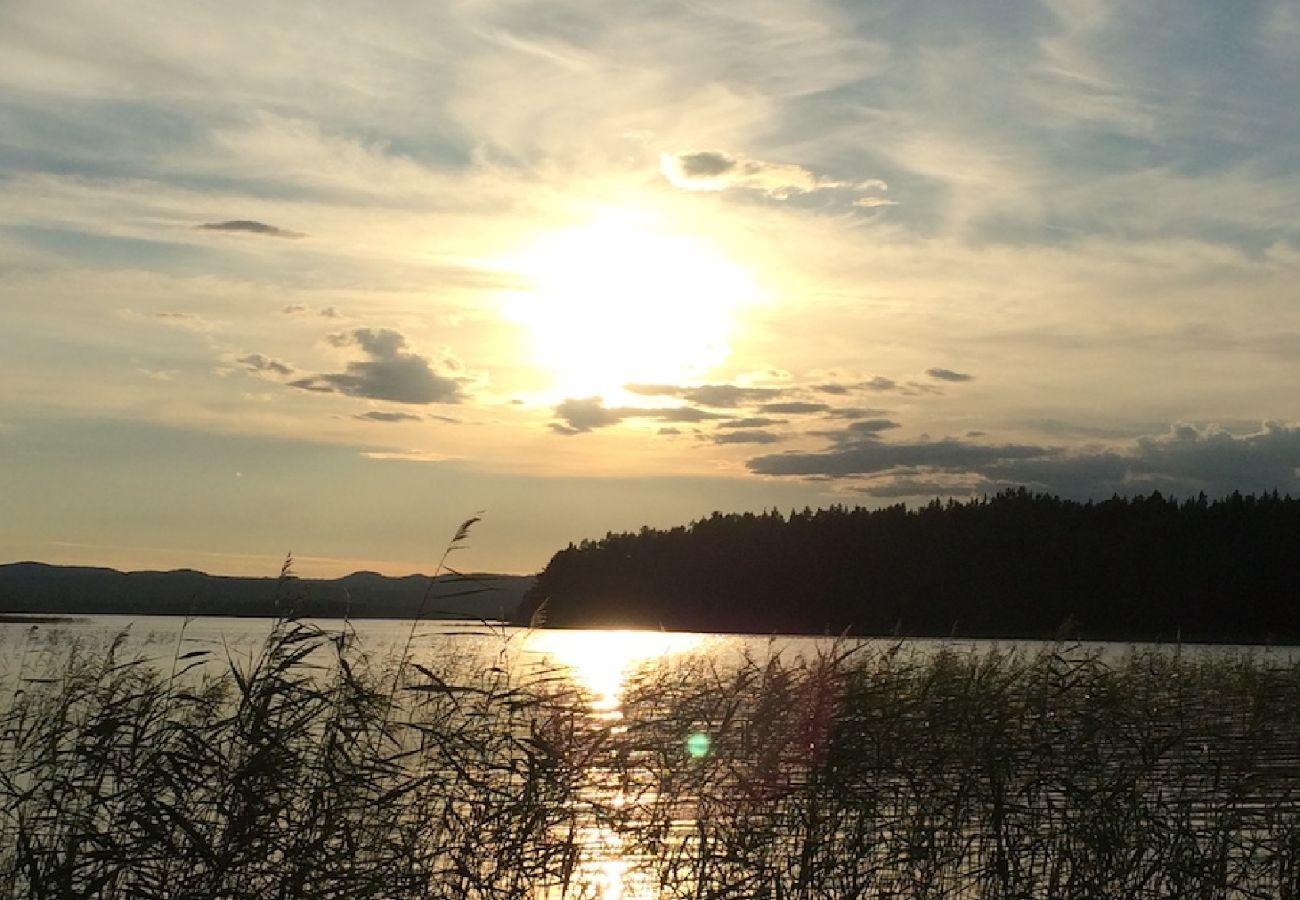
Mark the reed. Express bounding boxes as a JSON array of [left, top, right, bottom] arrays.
[[3, 615, 1300, 898]]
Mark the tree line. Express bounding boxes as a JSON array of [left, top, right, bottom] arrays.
[[515, 489, 1300, 641]]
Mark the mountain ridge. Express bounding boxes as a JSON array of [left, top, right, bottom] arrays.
[[0, 561, 534, 620]]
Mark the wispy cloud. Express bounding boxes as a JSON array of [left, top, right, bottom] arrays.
[[354, 410, 422, 423], [626, 383, 786, 408], [926, 367, 974, 383], [236, 353, 294, 377], [551, 396, 725, 435], [758, 401, 832, 415], [660, 149, 894, 206], [197, 220, 304, 239], [714, 429, 784, 445]]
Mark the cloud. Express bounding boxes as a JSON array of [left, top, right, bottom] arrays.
[[854, 196, 900, 208], [713, 430, 784, 445], [289, 328, 465, 405], [237, 353, 294, 377], [550, 396, 725, 434], [660, 150, 892, 203], [625, 382, 784, 408], [673, 151, 737, 179], [844, 418, 903, 435], [758, 401, 832, 415], [851, 477, 984, 498], [283, 304, 345, 319], [718, 417, 785, 429], [196, 220, 305, 239], [748, 437, 1052, 478], [825, 407, 891, 420], [354, 410, 422, 423], [808, 418, 903, 446], [926, 367, 975, 382], [748, 423, 1300, 500], [864, 377, 899, 392]]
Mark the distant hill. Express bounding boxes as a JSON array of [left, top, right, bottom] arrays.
[[0, 562, 534, 621]]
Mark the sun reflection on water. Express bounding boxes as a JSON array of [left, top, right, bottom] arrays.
[[522, 628, 704, 714], [523, 629, 704, 899]]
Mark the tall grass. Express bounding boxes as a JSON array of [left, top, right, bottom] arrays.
[[610, 643, 1300, 899], [3, 618, 1300, 898]]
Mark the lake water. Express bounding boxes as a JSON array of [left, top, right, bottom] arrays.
[[3, 613, 1293, 690], [4, 615, 1299, 899]]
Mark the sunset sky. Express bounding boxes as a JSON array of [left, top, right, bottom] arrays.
[[3, 0, 1300, 577]]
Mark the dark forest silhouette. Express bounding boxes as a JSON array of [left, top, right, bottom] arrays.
[[516, 489, 1300, 641]]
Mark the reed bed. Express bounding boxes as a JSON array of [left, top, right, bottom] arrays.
[[3, 620, 1300, 899]]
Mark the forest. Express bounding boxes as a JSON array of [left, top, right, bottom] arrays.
[[515, 489, 1300, 641]]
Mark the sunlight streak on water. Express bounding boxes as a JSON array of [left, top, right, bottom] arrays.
[[523, 629, 704, 899], [522, 629, 704, 713]]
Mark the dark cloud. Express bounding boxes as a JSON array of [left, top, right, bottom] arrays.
[[289, 328, 465, 404], [748, 423, 1300, 501], [550, 396, 625, 434], [825, 407, 891, 420], [625, 383, 784, 408], [661, 150, 891, 204], [718, 417, 785, 429], [551, 397, 725, 435], [758, 401, 832, 415], [658, 427, 684, 436], [237, 353, 294, 377], [283, 304, 344, 318], [810, 419, 903, 443], [852, 478, 983, 499], [927, 367, 974, 383], [714, 430, 784, 445], [748, 438, 1050, 478], [197, 220, 304, 239], [813, 383, 852, 395], [850, 418, 902, 433], [354, 410, 421, 423], [675, 151, 737, 179], [864, 376, 898, 392], [660, 407, 726, 423]]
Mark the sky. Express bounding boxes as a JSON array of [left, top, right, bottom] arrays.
[[3, 0, 1300, 577]]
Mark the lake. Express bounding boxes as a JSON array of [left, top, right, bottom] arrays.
[[4, 615, 1300, 899]]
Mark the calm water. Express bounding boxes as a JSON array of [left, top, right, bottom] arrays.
[[2, 613, 1292, 677]]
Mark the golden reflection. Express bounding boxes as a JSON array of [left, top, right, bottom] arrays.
[[525, 629, 702, 900], [523, 628, 703, 713]]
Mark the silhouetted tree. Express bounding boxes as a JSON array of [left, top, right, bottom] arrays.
[[515, 489, 1300, 642]]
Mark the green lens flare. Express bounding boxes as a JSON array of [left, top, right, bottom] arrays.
[[686, 732, 711, 758]]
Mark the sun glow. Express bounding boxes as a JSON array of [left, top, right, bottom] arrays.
[[502, 208, 763, 398]]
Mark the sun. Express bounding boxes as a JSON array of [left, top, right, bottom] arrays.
[[502, 207, 763, 399]]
